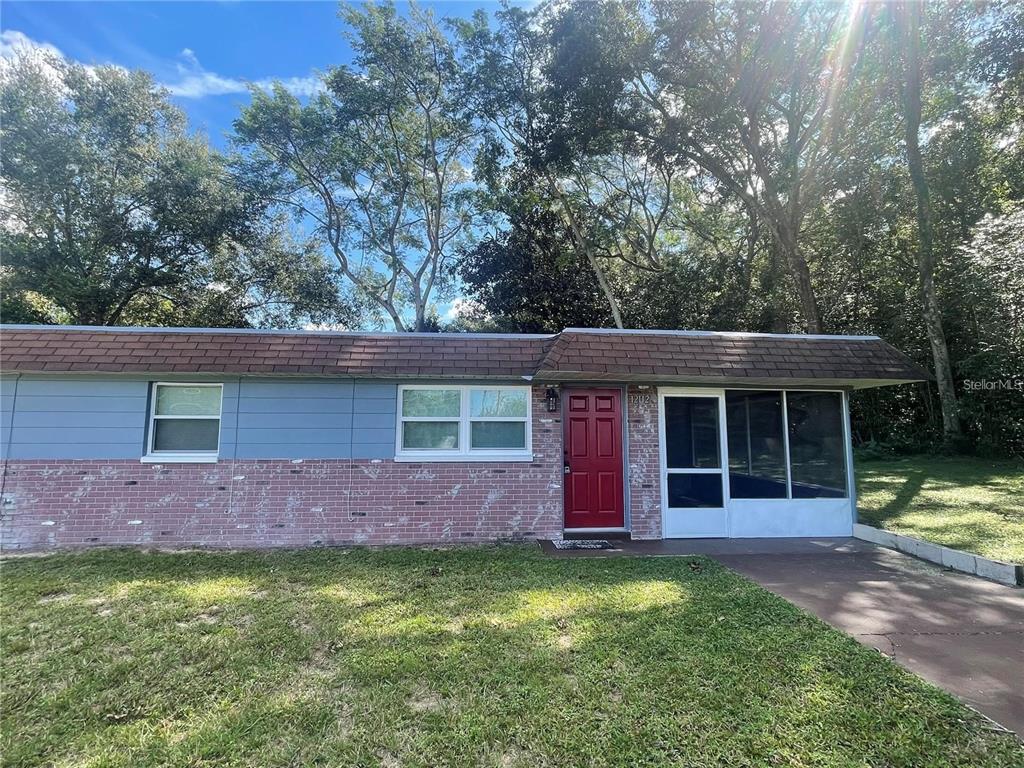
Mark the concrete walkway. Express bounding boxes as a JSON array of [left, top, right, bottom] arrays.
[[541, 537, 1024, 735]]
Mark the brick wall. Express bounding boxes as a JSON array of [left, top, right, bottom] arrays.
[[0, 387, 565, 551], [626, 385, 662, 539]]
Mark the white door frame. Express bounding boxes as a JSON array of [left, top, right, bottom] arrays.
[[658, 387, 731, 538]]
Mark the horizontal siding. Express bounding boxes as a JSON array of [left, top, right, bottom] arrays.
[[351, 382, 396, 459], [0, 377, 17, 458], [11, 444, 146, 460], [236, 427, 353, 445], [232, 379, 396, 459], [3, 376, 149, 459], [7, 379, 146, 397], [1, 376, 400, 461], [0, 377, 17, 401], [352, 411, 397, 429], [239, 381, 354, 399], [5, 410, 146, 429], [236, 397, 352, 414], [236, 412, 352, 429], [9, 395, 151, 413], [216, 382, 239, 459]]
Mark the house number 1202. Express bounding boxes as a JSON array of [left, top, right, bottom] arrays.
[[629, 394, 653, 408]]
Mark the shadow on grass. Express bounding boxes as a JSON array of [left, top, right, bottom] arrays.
[[856, 455, 1024, 562], [870, 470, 929, 522], [3, 547, 1021, 768]]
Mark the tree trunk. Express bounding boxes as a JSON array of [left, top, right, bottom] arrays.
[[897, 1, 962, 439], [584, 249, 624, 329], [547, 175, 625, 329], [776, 225, 822, 333]]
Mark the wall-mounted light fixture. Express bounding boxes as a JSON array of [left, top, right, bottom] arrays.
[[545, 386, 560, 413]]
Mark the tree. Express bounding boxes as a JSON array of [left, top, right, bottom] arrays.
[[455, 5, 621, 326], [541, 0, 880, 333], [956, 204, 1024, 455], [234, 2, 479, 331], [0, 49, 345, 328], [457, 206, 612, 332], [887, 1, 963, 439], [457, 4, 709, 328]]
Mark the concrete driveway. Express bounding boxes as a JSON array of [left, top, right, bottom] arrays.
[[541, 536, 1024, 735], [712, 539, 1024, 736]]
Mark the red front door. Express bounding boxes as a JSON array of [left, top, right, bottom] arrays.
[[563, 388, 625, 529]]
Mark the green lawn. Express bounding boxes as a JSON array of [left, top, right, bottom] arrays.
[[3, 547, 1021, 767], [857, 455, 1024, 564]]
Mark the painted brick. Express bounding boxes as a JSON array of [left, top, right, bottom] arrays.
[[1, 387, 564, 550], [627, 385, 661, 539]]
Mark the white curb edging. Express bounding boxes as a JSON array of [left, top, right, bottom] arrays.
[[853, 523, 1023, 587]]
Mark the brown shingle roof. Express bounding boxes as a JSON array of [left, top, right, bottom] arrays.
[[0, 326, 928, 388], [537, 330, 929, 387], [0, 328, 553, 379]]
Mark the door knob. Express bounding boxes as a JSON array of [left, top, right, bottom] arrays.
[[563, 464, 571, 475]]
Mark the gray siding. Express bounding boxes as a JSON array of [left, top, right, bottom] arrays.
[[1, 377, 17, 457], [1, 375, 397, 461], [352, 382, 398, 458], [2, 377, 149, 459], [233, 379, 395, 459]]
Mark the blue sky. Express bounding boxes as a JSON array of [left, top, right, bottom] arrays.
[[1, 1, 519, 326], [1, 1, 501, 148]]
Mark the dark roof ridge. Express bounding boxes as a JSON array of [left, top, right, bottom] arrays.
[[1, 324, 885, 342], [562, 327, 882, 342], [0, 324, 555, 340]]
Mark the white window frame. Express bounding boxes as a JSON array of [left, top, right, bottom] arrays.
[[142, 382, 223, 464], [395, 384, 533, 462]]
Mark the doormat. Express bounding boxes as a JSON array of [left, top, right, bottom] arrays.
[[552, 539, 614, 550]]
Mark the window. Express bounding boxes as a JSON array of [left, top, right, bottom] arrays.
[[145, 383, 222, 462], [725, 391, 787, 498], [786, 391, 848, 498], [664, 396, 721, 470], [723, 389, 849, 499], [397, 385, 531, 460]]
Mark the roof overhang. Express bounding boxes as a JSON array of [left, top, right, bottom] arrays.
[[534, 372, 923, 389]]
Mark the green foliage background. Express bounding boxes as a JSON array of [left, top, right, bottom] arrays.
[[1, 0, 1022, 456]]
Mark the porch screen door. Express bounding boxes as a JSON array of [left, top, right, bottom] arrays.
[[661, 391, 729, 538]]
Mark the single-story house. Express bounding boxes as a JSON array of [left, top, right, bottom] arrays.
[[0, 325, 926, 550]]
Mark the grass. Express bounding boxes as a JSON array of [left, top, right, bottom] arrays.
[[3, 547, 1022, 767], [856, 454, 1024, 564]]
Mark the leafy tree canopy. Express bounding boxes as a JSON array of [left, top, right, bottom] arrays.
[[0, 49, 355, 327]]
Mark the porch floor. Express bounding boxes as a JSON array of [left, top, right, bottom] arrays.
[[538, 536, 870, 558]]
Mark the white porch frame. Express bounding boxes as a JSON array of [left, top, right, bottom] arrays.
[[658, 386, 855, 539]]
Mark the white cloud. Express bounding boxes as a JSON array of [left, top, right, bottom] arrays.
[[0, 30, 321, 100], [163, 47, 322, 99], [443, 298, 485, 322], [0, 29, 76, 86], [0, 29, 63, 60]]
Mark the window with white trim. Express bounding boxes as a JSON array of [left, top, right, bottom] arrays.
[[397, 385, 531, 460], [145, 383, 223, 462]]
